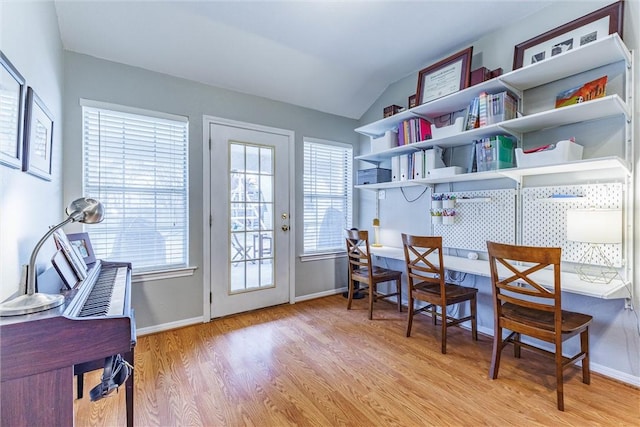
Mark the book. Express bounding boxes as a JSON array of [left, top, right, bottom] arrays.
[[478, 92, 488, 127], [555, 76, 607, 108], [465, 97, 479, 130]]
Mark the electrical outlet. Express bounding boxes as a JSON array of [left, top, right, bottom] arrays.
[[378, 190, 386, 200]]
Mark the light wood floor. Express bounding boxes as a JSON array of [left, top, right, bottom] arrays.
[[74, 295, 640, 426]]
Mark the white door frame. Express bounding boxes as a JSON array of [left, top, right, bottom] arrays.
[[202, 115, 296, 321]]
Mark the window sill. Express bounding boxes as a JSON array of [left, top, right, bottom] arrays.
[[299, 251, 346, 262], [132, 266, 198, 283]]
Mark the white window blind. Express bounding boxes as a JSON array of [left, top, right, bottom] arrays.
[[82, 103, 189, 272], [303, 139, 353, 254]]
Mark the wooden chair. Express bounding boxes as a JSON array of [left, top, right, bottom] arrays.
[[402, 234, 478, 354], [345, 229, 402, 320], [486, 241, 593, 411]]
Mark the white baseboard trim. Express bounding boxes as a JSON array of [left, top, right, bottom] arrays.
[[137, 316, 204, 337], [591, 362, 640, 387], [295, 287, 348, 303]]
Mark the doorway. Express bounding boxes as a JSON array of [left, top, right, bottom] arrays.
[[204, 117, 294, 319]]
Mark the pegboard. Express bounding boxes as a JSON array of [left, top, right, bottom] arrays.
[[432, 189, 516, 252], [522, 183, 623, 267]]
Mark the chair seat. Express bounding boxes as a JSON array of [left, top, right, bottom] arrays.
[[414, 281, 478, 303], [352, 266, 402, 282], [502, 303, 593, 333]]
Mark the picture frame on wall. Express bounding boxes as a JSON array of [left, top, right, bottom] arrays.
[[66, 232, 97, 265], [23, 86, 54, 180], [0, 51, 26, 169], [513, 1, 624, 69], [416, 47, 473, 106]]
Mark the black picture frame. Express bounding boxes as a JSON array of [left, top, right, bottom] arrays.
[[23, 86, 54, 180], [0, 51, 26, 169], [513, 1, 624, 69], [66, 232, 97, 265], [416, 47, 473, 106]]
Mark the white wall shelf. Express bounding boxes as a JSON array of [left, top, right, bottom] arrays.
[[355, 34, 630, 139], [355, 156, 630, 191]]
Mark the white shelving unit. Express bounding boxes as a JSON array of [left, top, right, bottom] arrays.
[[354, 33, 632, 191], [356, 34, 634, 300]]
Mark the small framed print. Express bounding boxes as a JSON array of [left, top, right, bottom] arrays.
[[23, 86, 54, 180], [513, 1, 623, 69], [66, 232, 97, 265], [416, 47, 473, 106], [0, 51, 26, 169], [408, 94, 417, 109]]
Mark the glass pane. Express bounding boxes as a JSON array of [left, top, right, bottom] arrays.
[[260, 260, 273, 287], [260, 147, 272, 175], [230, 143, 244, 172], [231, 232, 248, 261], [230, 262, 246, 292], [246, 145, 259, 173], [230, 203, 245, 231], [260, 175, 273, 203]]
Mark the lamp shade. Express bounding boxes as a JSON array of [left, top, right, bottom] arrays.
[[566, 209, 622, 244]]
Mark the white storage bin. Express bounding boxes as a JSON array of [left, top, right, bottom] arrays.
[[431, 116, 465, 139], [370, 130, 397, 153], [428, 166, 465, 178], [515, 140, 583, 168]]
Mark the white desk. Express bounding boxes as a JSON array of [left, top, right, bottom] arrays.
[[370, 246, 630, 300]]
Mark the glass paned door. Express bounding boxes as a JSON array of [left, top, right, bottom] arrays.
[[229, 142, 274, 292]]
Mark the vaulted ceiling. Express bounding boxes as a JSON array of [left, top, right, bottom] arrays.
[[54, 1, 554, 119]]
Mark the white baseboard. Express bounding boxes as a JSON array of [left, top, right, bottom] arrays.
[[137, 316, 204, 336], [591, 362, 640, 387], [295, 287, 348, 302]]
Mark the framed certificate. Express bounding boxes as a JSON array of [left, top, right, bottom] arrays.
[[416, 47, 473, 105]]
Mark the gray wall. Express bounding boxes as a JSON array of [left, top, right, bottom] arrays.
[[62, 52, 357, 328], [357, 0, 640, 382], [0, 1, 64, 302]]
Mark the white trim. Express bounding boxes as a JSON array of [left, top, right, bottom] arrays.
[[295, 287, 348, 302], [136, 316, 204, 337], [79, 98, 188, 122], [202, 115, 296, 321], [132, 266, 197, 284], [303, 136, 352, 149], [299, 251, 346, 262], [590, 362, 640, 387]]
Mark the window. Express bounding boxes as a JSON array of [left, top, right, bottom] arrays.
[[303, 138, 353, 254], [81, 100, 189, 273]]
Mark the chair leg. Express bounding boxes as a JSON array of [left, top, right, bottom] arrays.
[[396, 279, 402, 312], [470, 295, 478, 341], [368, 282, 374, 320], [513, 333, 522, 358], [406, 298, 414, 337], [441, 307, 447, 354], [347, 279, 354, 310], [431, 306, 437, 325], [490, 326, 502, 379], [581, 328, 591, 385], [556, 342, 565, 411]]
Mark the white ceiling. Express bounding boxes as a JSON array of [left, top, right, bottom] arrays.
[[54, 0, 555, 119]]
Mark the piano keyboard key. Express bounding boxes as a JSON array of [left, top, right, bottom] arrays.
[[77, 267, 128, 317]]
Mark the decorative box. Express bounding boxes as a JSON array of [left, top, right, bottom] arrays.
[[357, 168, 392, 185], [383, 105, 404, 118], [475, 135, 515, 171]]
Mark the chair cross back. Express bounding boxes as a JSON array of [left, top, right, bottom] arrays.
[[344, 229, 402, 320], [402, 233, 478, 354], [486, 241, 593, 411]]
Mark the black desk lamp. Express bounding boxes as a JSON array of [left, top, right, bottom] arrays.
[[0, 197, 104, 316]]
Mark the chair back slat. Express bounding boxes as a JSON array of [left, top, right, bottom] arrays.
[[402, 234, 445, 297], [487, 241, 563, 330]]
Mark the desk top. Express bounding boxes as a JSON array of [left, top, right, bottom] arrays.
[[370, 246, 630, 300]]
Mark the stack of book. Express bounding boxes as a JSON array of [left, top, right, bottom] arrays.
[[397, 117, 432, 146], [465, 91, 518, 130]]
